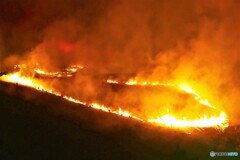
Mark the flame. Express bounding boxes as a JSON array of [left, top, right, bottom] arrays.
[[34, 69, 65, 76], [126, 78, 174, 86], [107, 79, 217, 109], [149, 112, 228, 128], [0, 72, 143, 122], [0, 72, 229, 129], [34, 64, 83, 78], [106, 78, 229, 129], [179, 84, 216, 109], [65, 65, 84, 72], [34, 69, 73, 78], [90, 103, 142, 120], [0, 72, 45, 90], [106, 79, 119, 84], [107, 78, 173, 87]]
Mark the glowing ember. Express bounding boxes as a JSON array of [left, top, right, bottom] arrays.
[[33, 65, 83, 78], [65, 65, 84, 72], [125, 78, 173, 86], [106, 79, 119, 84], [106, 78, 173, 87], [125, 79, 160, 86], [34, 69, 73, 78], [34, 69, 62, 76]]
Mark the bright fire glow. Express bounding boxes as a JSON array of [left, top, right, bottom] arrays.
[[0, 72, 229, 129], [106, 79, 119, 84], [0, 72, 143, 122], [34, 69, 73, 77], [125, 78, 173, 86], [65, 65, 84, 72], [107, 79, 218, 110], [34, 64, 83, 78], [179, 84, 216, 109], [106, 78, 229, 129], [0, 72, 45, 90], [149, 112, 228, 128]]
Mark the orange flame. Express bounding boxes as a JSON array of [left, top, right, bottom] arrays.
[[149, 112, 228, 128], [0, 72, 229, 129], [126, 78, 174, 87], [34, 69, 73, 77], [179, 84, 216, 109], [33, 64, 83, 78], [106, 78, 229, 129], [106, 79, 119, 84], [0, 72, 143, 122]]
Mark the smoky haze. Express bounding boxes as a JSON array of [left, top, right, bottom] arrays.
[[0, 0, 240, 124]]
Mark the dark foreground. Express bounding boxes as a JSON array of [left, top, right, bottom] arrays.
[[0, 82, 239, 160]]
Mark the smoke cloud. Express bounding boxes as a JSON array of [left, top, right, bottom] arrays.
[[0, 0, 240, 124]]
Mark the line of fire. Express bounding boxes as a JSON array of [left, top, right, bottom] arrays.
[[0, 64, 229, 129]]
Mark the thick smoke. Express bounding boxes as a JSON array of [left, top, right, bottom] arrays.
[[0, 0, 240, 123]]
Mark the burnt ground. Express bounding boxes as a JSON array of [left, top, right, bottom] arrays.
[[0, 81, 239, 160]]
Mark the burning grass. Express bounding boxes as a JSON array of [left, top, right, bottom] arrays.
[[0, 65, 229, 130]]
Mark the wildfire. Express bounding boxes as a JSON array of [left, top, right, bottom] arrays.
[[34, 69, 73, 77], [106, 78, 229, 129], [106, 78, 218, 109], [34, 64, 83, 78], [125, 78, 173, 87], [65, 65, 84, 72], [106, 78, 173, 87], [106, 79, 119, 84], [149, 112, 228, 128], [0, 71, 229, 130], [179, 84, 216, 109], [0, 71, 143, 122], [0, 72, 45, 90]]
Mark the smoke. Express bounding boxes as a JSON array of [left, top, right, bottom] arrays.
[[0, 0, 240, 123], [145, 1, 240, 123]]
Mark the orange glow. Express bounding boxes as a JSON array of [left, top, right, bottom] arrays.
[[106, 79, 119, 84], [179, 84, 216, 109], [0, 72, 229, 129], [0, 72, 45, 90], [34, 69, 73, 77], [0, 72, 143, 122], [149, 112, 228, 128], [34, 65, 83, 78], [125, 78, 173, 86], [65, 65, 84, 72], [106, 79, 218, 109], [106, 78, 229, 129], [63, 96, 87, 105]]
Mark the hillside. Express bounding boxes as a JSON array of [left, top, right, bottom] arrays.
[[0, 82, 238, 160]]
